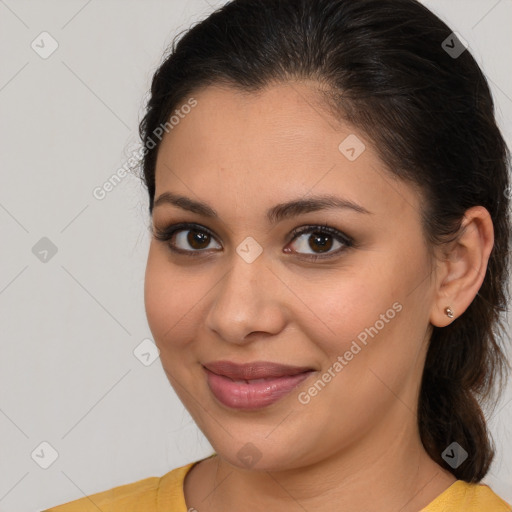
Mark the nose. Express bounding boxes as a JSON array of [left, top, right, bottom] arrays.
[[204, 249, 288, 345]]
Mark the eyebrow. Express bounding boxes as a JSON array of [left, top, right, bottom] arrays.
[[153, 191, 373, 224]]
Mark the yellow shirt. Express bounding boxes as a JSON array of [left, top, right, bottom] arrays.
[[43, 456, 511, 512]]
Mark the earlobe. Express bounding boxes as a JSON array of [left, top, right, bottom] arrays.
[[429, 206, 494, 328], [431, 303, 457, 328]]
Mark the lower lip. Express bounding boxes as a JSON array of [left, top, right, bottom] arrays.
[[204, 368, 314, 410]]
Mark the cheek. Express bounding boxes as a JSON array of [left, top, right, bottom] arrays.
[[311, 266, 428, 406], [299, 256, 420, 394], [298, 266, 401, 352], [144, 248, 206, 349]]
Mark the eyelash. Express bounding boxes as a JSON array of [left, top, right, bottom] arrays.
[[152, 222, 354, 261]]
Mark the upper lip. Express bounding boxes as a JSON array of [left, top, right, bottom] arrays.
[[203, 360, 314, 380]]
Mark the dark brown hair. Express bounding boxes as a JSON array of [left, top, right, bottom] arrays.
[[138, 0, 511, 482]]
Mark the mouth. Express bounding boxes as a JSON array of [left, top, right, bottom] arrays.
[[202, 360, 316, 410], [203, 360, 315, 379]]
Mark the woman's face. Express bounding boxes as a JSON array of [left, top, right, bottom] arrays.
[[144, 81, 439, 471]]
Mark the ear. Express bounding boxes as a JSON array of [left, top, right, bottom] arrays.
[[430, 206, 494, 327]]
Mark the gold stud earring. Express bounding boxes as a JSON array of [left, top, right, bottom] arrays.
[[445, 307, 454, 318]]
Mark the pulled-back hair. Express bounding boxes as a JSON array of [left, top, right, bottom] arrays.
[[138, 0, 511, 482]]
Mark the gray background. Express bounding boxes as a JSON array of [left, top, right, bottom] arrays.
[[0, 1, 511, 510]]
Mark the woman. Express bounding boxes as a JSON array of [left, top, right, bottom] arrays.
[[46, 0, 511, 510]]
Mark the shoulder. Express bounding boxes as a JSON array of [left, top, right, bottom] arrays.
[[464, 482, 512, 512], [42, 461, 200, 512], [421, 480, 512, 512], [41, 475, 161, 512]]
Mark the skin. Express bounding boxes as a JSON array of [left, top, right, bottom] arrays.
[[144, 81, 494, 512]]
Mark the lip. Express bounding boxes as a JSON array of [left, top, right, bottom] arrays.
[[203, 360, 315, 410], [203, 360, 314, 380]]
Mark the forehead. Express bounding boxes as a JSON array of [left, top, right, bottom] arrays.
[[159, 81, 343, 157], [154, 82, 422, 224]]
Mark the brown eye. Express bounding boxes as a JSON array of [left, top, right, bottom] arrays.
[[172, 227, 221, 253], [186, 229, 211, 250], [153, 223, 221, 256], [307, 232, 334, 253], [154, 222, 353, 260], [287, 225, 352, 260]]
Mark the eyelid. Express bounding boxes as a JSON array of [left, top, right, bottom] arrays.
[[285, 224, 353, 260], [153, 222, 220, 257], [153, 221, 353, 259], [287, 223, 352, 246]]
